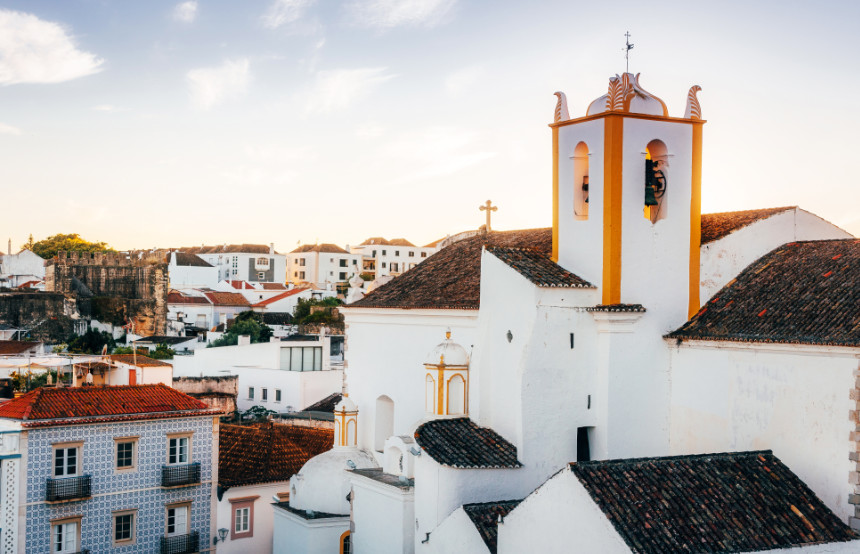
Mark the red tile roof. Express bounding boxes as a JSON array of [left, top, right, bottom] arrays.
[[108, 354, 172, 367], [388, 238, 415, 247], [203, 291, 251, 307], [184, 244, 274, 254], [167, 292, 210, 305], [700, 207, 795, 244], [251, 288, 308, 308], [219, 423, 333, 488], [0, 384, 214, 425], [0, 340, 41, 355], [359, 237, 391, 246], [291, 244, 349, 254], [486, 247, 593, 288], [260, 283, 287, 290], [227, 280, 255, 290]]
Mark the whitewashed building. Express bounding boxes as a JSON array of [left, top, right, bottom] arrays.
[[287, 244, 361, 289], [183, 244, 287, 285], [0, 248, 45, 289], [349, 238, 437, 280], [277, 72, 860, 553]]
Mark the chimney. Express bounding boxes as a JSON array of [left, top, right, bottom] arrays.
[[269, 243, 274, 255], [7, 238, 11, 255], [238, 335, 251, 346]]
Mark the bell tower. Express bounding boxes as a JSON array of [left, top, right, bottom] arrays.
[[551, 73, 705, 327]]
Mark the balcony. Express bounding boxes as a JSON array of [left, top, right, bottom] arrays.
[[161, 462, 200, 487], [45, 475, 91, 502], [160, 532, 199, 554]]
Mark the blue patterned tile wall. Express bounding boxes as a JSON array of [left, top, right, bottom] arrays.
[[24, 416, 214, 553]]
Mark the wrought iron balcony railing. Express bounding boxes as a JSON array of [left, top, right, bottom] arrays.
[[160, 531, 199, 554], [45, 475, 91, 501], [161, 462, 201, 487]]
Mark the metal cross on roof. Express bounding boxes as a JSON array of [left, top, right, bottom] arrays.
[[479, 200, 498, 232], [624, 31, 634, 74]]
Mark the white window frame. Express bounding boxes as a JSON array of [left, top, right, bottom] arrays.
[[166, 503, 190, 537], [51, 517, 81, 554], [52, 442, 82, 478], [166, 433, 192, 465]]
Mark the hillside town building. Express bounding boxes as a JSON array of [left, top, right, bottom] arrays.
[[286, 244, 361, 289], [182, 244, 287, 285]]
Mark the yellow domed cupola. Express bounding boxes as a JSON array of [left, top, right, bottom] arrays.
[[423, 329, 469, 418]]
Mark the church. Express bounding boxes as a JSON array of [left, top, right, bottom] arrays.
[[274, 71, 859, 553]]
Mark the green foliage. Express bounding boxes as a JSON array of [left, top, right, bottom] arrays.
[[358, 272, 373, 281], [113, 343, 174, 359], [293, 297, 343, 325], [208, 311, 273, 348], [67, 329, 116, 354], [242, 405, 278, 421], [10, 370, 68, 392], [112, 346, 149, 356], [29, 233, 116, 259]]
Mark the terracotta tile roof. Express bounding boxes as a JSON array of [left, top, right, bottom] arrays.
[[486, 247, 593, 288], [0, 340, 41, 354], [352, 228, 552, 310], [167, 291, 210, 305], [291, 244, 349, 254], [251, 288, 308, 308], [414, 417, 522, 469], [0, 384, 212, 424], [260, 283, 287, 290], [167, 252, 213, 267], [203, 291, 251, 307], [700, 207, 795, 244], [184, 244, 273, 254], [388, 238, 415, 247], [571, 450, 857, 553], [359, 237, 391, 246], [108, 354, 172, 367], [463, 500, 522, 554], [586, 304, 646, 312], [219, 423, 333, 488], [302, 393, 342, 413], [16, 280, 42, 289], [669, 239, 860, 346], [227, 280, 254, 290]]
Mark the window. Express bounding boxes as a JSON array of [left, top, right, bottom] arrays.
[[420, 252, 427, 258], [230, 497, 258, 539], [261, 388, 268, 402], [248, 387, 255, 399], [573, 141, 590, 219], [408, 251, 415, 257], [257, 272, 265, 280], [339, 272, 347, 280], [381, 262, 386, 269], [298, 258, 306, 267], [256, 257, 269, 266], [372, 250, 376, 257], [340, 530, 351, 554], [166, 504, 189, 536], [352, 259, 357, 265], [381, 250, 386, 256], [167, 434, 191, 465], [390, 263, 399, 273], [115, 437, 138, 471], [52, 518, 80, 554], [113, 510, 136, 546], [279, 346, 323, 371], [395, 250, 400, 256], [298, 271, 305, 280], [275, 389, 282, 402], [53, 443, 81, 477], [339, 259, 347, 267]]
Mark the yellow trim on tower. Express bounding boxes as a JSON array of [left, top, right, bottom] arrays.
[[552, 126, 559, 262], [437, 367, 445, 415], [688, 124, 704, 318], [602, 114, 624, 304]]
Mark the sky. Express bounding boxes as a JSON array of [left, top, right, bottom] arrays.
[[0, 0, 858, 252]]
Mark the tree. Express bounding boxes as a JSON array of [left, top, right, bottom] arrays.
[[208, 311, 273, 347], [28, 233, 116, 259], [113, 344, 174, 359], [293, 297, 343, 325], [242, 405, 278, 421], [67, 329, 116, 354]]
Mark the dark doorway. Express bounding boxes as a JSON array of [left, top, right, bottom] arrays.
[[576, 427, 591, 462]]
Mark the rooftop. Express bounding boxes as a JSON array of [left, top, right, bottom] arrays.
[[486, 246, 593, 288], [0, 340, 40, 355], [219, 423, 333, 488], [0, 384, 214, 426], [167, 291, 209, 305], [700, 206, 796, 244], [414, 417, 522, 469], [184, 244, 275, 255], [167, 252, 213, 267], [252, 288, 308, 308], [669, 239, 860, 346], [302, 392, 342, 413], [135, 335, 195, 345], [350, 468, 414, 489], [463, 500, 522, 554], [291, 243, 349, 254], [571, 450, 857, 553], [108, 354, 172, 367], [203, 291, 251, 307]]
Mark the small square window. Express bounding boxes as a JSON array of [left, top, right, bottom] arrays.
[[395, 250, 399, 256], [248, 387, 255, 399], [408, 251, 415, 257], [421, 252, 427, 258], [275, 389, 282, 402], [261, 388, 268, 402], [113, 510, 136, 546], [115, 437, 138, 471]]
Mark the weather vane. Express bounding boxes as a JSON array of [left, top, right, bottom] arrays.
[[624, 31, 634, 73]]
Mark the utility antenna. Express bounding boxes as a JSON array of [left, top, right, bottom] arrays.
[[624, 31, 634, 73]]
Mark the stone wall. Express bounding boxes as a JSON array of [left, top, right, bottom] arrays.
[[0, 292, 80, 341], [46, 251, 168, 336]]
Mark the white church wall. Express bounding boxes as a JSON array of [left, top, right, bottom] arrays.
[[497, 468, 630, 554], [425, 506, 489, 554], [168, 263, 219, 289], [699, 208, 853, 303], [556, 118, 605, 285], [216, 482, 285, 554], [350, 474, 414, 554], [341, 308, 479, 455], [620, 117, 694, 333], [669, 341, 856, 522], [413, 455, 525, 552], [271, 507, 348, 554]]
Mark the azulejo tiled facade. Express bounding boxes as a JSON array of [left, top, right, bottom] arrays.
[[21, 415, 215, 553]]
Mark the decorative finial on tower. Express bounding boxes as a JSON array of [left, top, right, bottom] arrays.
[[684, 85, 703, 119], [341, 370, 349, 397], [479, 200, 498, 232], [445, 327, 451, 340], [624, 31, 634, 74], [553, 92, 569, 122]]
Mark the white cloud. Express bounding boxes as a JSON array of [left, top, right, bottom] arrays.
[[186, 58, 250, 110], [0, 122, 21, 135], [172, 1, 198, 23], [347, 0, 456, 29], [92, 104, 121, 112], [382, 126, 496, 184], [0, 9, 103, 85], [262, 0, 316, 29], [304, 67, 393, 114]]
